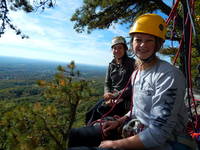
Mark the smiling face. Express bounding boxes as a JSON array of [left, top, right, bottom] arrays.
[[132, 33, 156, 60], [112, 43, 125, 59]]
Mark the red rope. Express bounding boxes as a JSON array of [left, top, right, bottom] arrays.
[[167, 0, 200, 140], [100, 68, 135, 119], [87, 67, 136, 126], [87, 67, 137, 139], [188, 0, 199, 130], [99, 68, 139, 139], [166, 0, 180, 25], [173, 35, 183, 65], [99, 69, 138, 139]]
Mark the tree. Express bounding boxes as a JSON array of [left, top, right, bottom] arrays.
[[71, 0, 200, 91], [71, 0, 199, 79], [36, 61, 95, 149], [0, 0, 185, 37], [160, 47, 200, 89], [0, 61, 99, 149], [1, 0, 200, 82], [0, 0, 54, 38], [70, 0, 185, 34], [159, 3, 200, 89]]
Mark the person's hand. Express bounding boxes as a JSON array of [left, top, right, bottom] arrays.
[[99, 140, 115, 148], [104, 99, 114, 107], [102, 120, 120, 137], [103, 92, 114, 100]]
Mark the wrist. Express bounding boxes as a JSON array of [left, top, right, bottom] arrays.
[[118, 116, 129, 124], [112, 140, 119, 149], [116, 119, 122, 127], [116, 116, 126, 126], [113, 91, 120, 98]]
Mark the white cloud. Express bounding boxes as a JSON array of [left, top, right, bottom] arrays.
[[0, 0, 122, 66], [108, 23, 129, 37]]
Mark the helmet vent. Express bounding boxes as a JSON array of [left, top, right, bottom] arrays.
[[159, 24, 164, 31]]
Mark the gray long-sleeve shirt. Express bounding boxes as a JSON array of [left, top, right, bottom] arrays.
[[126, 59, 188, 150]]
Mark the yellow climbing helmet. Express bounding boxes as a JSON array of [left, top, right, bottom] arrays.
[[129, 13, 167, 40]]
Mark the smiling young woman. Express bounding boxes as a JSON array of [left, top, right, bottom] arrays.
[[85, 36, 135, 126]]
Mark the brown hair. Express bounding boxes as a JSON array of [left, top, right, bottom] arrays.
[[155, 37, 164, 52]]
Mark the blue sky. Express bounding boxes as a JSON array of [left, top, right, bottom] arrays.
[[0, 0, 173, 66]]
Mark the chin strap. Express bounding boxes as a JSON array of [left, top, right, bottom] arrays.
[[137, 53, 156, 63]]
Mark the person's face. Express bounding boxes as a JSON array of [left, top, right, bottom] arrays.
[[112, 43, 125, 59], [132, 33, 156, 60]]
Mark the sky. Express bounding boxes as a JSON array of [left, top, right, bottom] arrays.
[[0, 0, 173, 66]]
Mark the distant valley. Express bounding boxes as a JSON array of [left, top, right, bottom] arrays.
[[0, 56, 106, 80], [0, 56, 106, 101]]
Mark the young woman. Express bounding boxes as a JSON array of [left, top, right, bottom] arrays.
[[85, 36, 135, 125], [68, 14, 196, 150]]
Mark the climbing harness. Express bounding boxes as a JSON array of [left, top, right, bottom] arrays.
[[121, 118, 145, 138]]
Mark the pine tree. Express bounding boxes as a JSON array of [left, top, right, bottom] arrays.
[[0, 61, 97, 149]]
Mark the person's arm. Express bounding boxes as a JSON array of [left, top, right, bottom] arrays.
[[102, 116, 128, 137], [104, 64, 115, 100], [112, 59, 135, 99], [99, 134, 145, 149], [138, 70, 187, 148], [112, 82, 132, 99], [99, 135, 145, 150], [104, 64, 112, 94]]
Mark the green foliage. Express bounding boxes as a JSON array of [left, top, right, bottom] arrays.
[[36, 61, 97, 149], [71, 0, 172, 33], [0, 86, 42, 100], [0, 60, 104, 149], [159, 2, 200, 89], [160, 47, 200, 89], [0, 102, 70, 150], [0, 0, 55, 38], [8, 0, 34, 12]]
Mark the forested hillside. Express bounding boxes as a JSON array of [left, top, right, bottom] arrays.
[[0, 56, 106, 101], [0, 56, 106, 149]]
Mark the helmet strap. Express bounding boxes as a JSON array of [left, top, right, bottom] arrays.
[[138, 53, 156, 63]]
